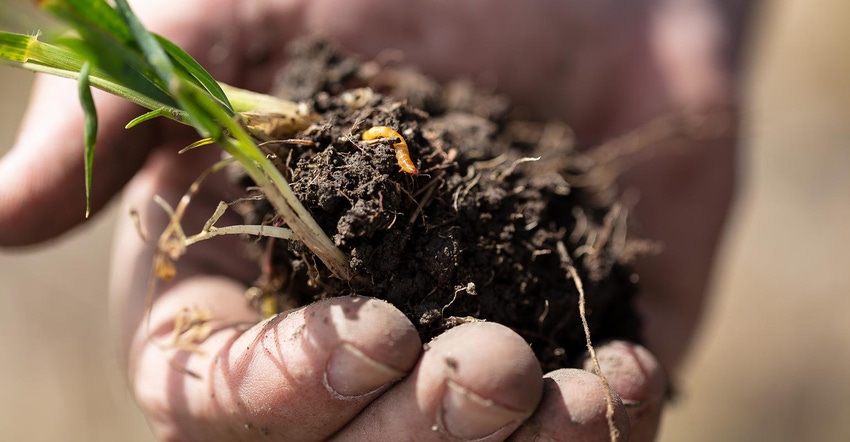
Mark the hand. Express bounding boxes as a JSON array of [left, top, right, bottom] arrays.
[[0, 0, 751, 440]]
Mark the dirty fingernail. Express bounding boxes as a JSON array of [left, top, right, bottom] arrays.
[[326, 342, 406, 397], [440, 379, 529, 440]]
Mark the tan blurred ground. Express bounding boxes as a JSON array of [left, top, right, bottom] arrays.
[[1, 1, 848, 441], [660, 1, 850, 440]]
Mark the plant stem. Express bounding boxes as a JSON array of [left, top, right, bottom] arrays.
[[220, 138, 352, 280]]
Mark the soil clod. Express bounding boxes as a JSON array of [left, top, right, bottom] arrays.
[[236, 40, 645, 371]]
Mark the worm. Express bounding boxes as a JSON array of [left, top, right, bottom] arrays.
[[361, 126, 419, 175]]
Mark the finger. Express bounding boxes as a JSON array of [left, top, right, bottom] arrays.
[[0, 75, 157, 245], [507, 369, 630, 442], [111, 136, 416, 441], [132, 286, 420, 442], [333, 322, 543, 441], [581, 341, 666, 442]]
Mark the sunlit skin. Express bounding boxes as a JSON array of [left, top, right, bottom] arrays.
[[0, 0, 753, 440]]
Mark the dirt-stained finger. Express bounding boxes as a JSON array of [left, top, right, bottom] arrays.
[[582, 341, 666, 442], [507, 368, 630, 442], [114, 139, 425, 440], [131, 290, 420, 441], [333, 321, 543, 441]]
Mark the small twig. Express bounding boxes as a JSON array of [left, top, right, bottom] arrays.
[[202, 201, 228, 232], [557, 241, 619, 442], [569, 207, 588, 244], [590, 203, 622, 259], [143, 160, 230, 339]]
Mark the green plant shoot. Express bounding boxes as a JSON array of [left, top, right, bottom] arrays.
[[0, 0, 351, 280]]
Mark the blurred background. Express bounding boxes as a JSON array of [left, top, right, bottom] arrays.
[[1, 0, 848, 440]]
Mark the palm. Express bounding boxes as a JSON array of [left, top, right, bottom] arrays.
[[0, 0, 747, 440]]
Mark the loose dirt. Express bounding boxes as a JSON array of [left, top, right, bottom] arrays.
[[234, 40, 645, 371]]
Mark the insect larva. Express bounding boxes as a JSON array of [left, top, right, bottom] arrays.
[[361, 126, 419, 175]]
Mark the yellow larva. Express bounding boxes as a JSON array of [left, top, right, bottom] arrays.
[[361, 126, 419, 175]]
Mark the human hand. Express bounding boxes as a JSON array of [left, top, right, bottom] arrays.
[[0, 0, 750, 440]]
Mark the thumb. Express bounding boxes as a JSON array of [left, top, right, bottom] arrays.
[[0, 74, 159, 246]]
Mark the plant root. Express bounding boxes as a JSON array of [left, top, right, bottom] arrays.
[[133, 158, 296, 360], [557, 240, 620, 442]]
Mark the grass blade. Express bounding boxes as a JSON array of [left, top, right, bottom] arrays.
[[111, 0, 224, 135], [156, 35, 233, 113], [78, 61, 97, 218], [0, 31, 186, 121], [57, 33, 177, 107], [17, 60, 186, 121], [45, 0, 233, 113], [5, 1, 351, 279], [40, 1, 177, 107], [40, 0, 132, 43], [0, 31, 32, 61], [112, 0, 174, 84], [178, 138, 215, 154], [125, 108, 177, 129]]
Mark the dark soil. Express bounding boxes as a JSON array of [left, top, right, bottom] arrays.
[[235, 39, 645, 372]]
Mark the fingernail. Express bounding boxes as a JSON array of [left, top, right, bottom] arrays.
[[439, 379, 528, 440], [325, 342, 406, 398]]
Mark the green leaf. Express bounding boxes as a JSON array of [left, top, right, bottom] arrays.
[[0, 32, 33, 62], [5, 2, 351, 279], [178, 138, 215, 154], [156, 35, 233, 113], [113, 0, 175, 84], [57, 33, 177, 107], [171, 81, 226, 142], [113, 0, 237, 138], [0, 31, 185, 121], [78, 61, 97, 218], [125, 108, 176, 129], [40, 1, 177, 108], [44, 1, 232, 113], [39, 0, 133, 44]]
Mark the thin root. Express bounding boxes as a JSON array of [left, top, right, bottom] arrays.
[[567, 110, 736, 188], [557, 241, 620, 442], [440, 283, 477, 318], [497, 156, 540, 182], [141, 158, 295, 358], [129, 208, 149, 242]]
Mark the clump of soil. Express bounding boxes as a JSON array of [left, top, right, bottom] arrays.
[[235, 40, 645, 371]]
